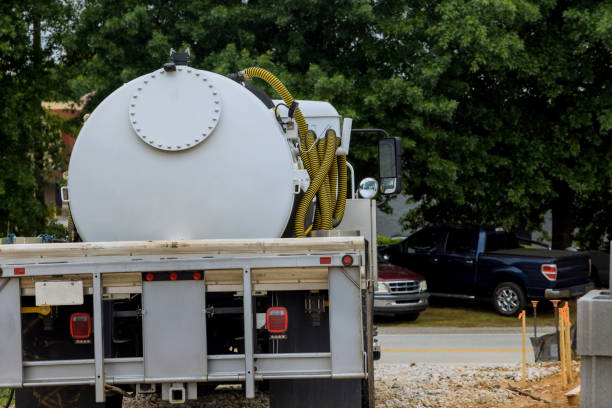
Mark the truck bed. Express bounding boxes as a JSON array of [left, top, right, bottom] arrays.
[[0, 237, 366, 294], [0, 237, 368, 403]]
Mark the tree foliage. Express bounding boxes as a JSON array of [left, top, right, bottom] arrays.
[[368, 0, 612, 248], [2, 0, 610, 247], [0, 1, 71, 235]]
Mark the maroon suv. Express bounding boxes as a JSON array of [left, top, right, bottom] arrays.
[[375, 253, 430, 320]]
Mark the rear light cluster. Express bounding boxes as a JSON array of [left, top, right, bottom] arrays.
[[144, 271, 203, 282], [70, 313, 91, 339], [541, 264, 557, 281], [319, 254, 354, 266], [266, 307, 288, 333], [342, 255, 353, 266]]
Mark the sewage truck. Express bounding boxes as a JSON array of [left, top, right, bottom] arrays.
[[0, 51, 401, 408]]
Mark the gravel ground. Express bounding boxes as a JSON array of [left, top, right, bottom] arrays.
[[121, 362, 562, 408], [123, 385, 268, 408], [374, 362, 561, 408]]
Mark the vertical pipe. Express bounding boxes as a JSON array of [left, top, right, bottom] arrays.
[[93, 273, 105, 402], [365, 260, 375, 407], [243, 268, 255, 398], [551, 300, 560, 360], [346, 162, 356, 199], [531, 300, 539, 337]]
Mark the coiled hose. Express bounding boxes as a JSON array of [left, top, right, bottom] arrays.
[[241, 67, 347, 236]]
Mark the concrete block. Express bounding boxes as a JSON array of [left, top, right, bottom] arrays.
[[578, 289, 612, 408], [580, 355, 612, 408], [577, 290, 612, 356]]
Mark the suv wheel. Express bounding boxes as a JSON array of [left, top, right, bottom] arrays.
[[492, 282, 525, 316]]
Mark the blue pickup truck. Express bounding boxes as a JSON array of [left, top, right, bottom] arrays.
[[381, 226, 594, 315]]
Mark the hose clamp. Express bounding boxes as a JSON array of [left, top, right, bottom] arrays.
[[293, 169, 310, 194], [287, 101, 299, 118]]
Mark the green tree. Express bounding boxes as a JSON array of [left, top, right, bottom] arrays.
[[363, 0, 612, 249], [62, 0, 612, 248], [0, 1, 72, 235], [62, 0, 379, 179]]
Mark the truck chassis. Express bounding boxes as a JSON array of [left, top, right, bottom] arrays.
[[0, 237, 372, 406]]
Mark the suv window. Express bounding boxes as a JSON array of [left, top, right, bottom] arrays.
[[445, 230, 475, 253], [485, 232, 520, 252], [403, 228, 442, 254]]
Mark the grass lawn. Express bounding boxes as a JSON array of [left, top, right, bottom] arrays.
[[376, 297, 578, 328], [0, 388, 12, 406]]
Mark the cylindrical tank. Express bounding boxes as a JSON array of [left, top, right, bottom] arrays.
[[67, 67, 298, 242]]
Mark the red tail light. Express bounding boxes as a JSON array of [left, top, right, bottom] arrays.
[[193, 272, 202, 280], [266, 307, 288, 333], [145, 273, 155, 281], [70, 313, 91, 339], [342, 255, 353, 266], [169, 272, 178, 281], [541, 264, 557, 281]]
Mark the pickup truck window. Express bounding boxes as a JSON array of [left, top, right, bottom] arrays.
[[403, 228, 442, 253], [445, 230, 475, 254], [485, 232, 520, 252]]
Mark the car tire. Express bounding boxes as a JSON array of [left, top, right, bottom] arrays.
[[492, 282, 525, 316], [592, 266, 603, 287], [15, 386, 123, 407], [403, 313, 420, 322]]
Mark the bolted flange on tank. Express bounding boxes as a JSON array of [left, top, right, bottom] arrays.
[[67, 63, 298, 242]]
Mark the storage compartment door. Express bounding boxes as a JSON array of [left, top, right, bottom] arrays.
[[143, 281, 206, 379]]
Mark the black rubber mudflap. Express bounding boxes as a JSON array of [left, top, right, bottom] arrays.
[[270, 379, 361, 408], [15, 386, 122, 408]]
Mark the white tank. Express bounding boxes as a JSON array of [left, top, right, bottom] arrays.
[[67, 67, 300, 242]]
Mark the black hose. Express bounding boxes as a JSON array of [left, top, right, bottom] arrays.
[[4, 389, 14, 408]]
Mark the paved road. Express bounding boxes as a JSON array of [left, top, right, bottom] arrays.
[[377, 326, 557, 364]]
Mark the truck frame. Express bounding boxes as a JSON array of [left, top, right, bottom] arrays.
[[0, 201, 378, 407]]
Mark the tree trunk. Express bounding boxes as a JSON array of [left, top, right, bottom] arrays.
[[551, 189, 574, 249]]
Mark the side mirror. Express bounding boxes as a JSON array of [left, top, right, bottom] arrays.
[[378, 137, 402, 195]]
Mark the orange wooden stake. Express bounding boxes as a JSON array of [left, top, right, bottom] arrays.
[[561, 304, 573, 382], [559, 308, 568, 388], [518, 310, 526, 380]]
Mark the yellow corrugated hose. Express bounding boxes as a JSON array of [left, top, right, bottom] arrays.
[[241, 67, 347, 237], [334, 153, 347, 227]]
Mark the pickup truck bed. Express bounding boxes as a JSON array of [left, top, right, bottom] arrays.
[[480, 248, 592, 299]]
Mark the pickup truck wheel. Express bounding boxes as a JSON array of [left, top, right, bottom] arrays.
[[492, 282, 525, 316]]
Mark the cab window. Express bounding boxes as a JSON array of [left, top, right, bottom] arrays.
[[403, 228, 443, 254], [445, 230, 475, 254]]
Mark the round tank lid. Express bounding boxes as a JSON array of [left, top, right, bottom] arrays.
[[128, 68, 222, 151]]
